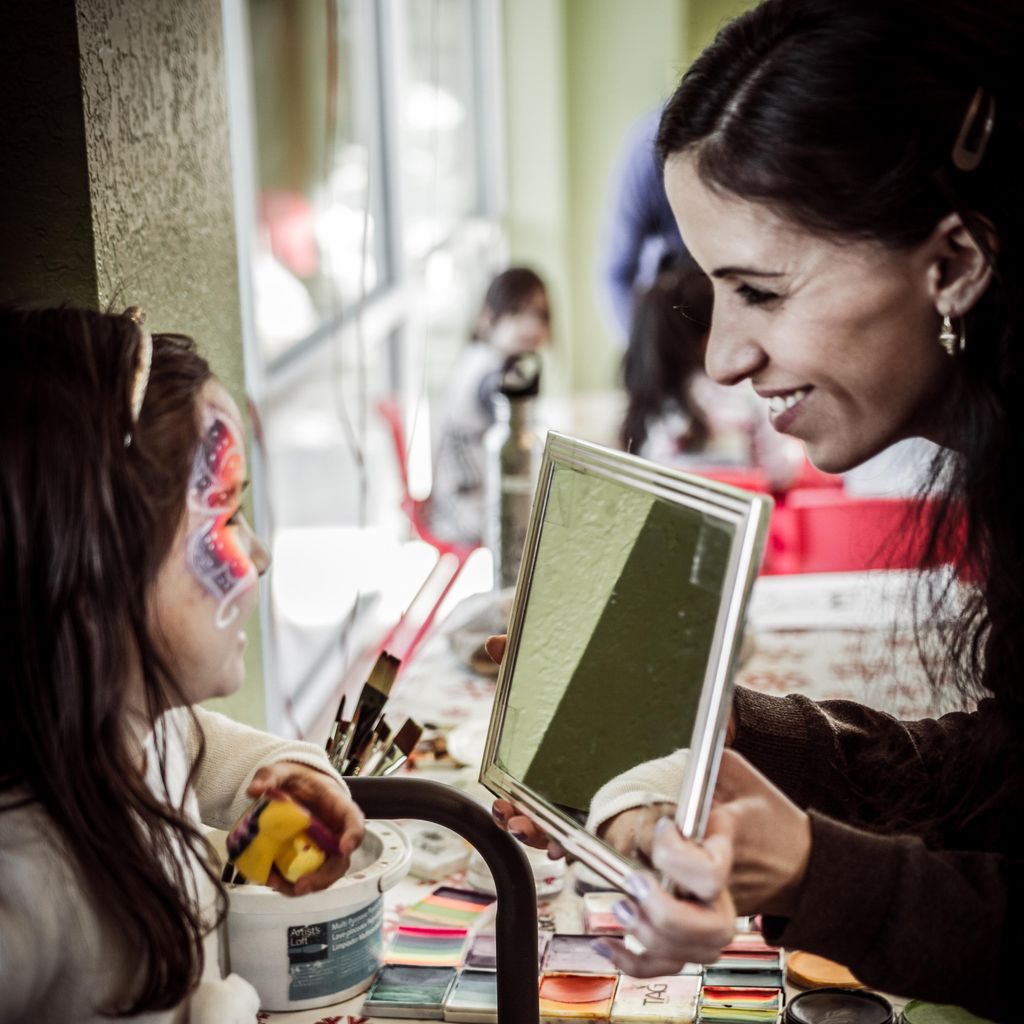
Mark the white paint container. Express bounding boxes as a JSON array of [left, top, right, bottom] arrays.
[[226, 820, 410, 1012]]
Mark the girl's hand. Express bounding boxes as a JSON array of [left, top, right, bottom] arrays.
[[597, 802, 677, 866], [246, 761, 366, 896], [597, 750, 811, 975]]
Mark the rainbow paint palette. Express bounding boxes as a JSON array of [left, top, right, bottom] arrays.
[[362, 964, 458, 1019], [385, 924, 469, 967], [610, 974, 700, 1022], [539, 973, 619, 1023], [403, 886, 497, 929]]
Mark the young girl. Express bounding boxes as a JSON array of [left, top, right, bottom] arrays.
[[429, 267, 551, 544], [0, 307, 364, 1022]]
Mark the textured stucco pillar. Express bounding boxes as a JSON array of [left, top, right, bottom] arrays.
[[0, 0, 266, 726]]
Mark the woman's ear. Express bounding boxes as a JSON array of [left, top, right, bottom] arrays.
[[925, 211, 998, 317]]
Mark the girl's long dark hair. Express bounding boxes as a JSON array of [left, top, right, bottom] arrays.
[[620, 257, 713, 454], [0, 307, 222, 1013], [657, 0, 1024, 829]]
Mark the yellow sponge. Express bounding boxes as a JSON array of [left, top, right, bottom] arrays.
[[226, 788, 336, 885]]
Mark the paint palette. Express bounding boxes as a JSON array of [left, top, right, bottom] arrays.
[[698, 985, 783, 1022], [465, 930, 551, 970], [582, 891, 627, 936], [362, 964, 458, 1019], [442, 968, 499, 1023], [402, 886, 497, 929], [385, 924, 470, 967], [703, 967, 784, 990], [539, 973, 619, 1023], [610, 975, 701, 1022], [542, 933, 623, 975]]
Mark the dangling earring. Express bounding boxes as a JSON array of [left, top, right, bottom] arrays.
[[939, 314, 966, 357]]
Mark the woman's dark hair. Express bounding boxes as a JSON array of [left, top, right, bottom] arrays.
[[620, 256, 713, 454], [0, 306, 220, 1013], [472, 266, 549, 340], [657, 0, 1024, 825]]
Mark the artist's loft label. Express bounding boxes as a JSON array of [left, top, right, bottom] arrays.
[[287, 897, 383, 1000]]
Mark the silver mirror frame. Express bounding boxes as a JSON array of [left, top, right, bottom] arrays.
[[479, 432, 772, 891]]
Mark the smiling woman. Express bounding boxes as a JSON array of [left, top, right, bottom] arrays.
[[494, 1, 1024, 1020], [662, 160, 968, 474]]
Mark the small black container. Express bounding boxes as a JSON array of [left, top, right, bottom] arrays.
[[783, 987, 896, 1024]]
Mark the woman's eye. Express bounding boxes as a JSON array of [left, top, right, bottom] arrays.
[[735, 283, 780, 306]]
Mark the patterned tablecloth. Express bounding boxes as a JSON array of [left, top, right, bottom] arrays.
[[260, 569, 954, 1022]]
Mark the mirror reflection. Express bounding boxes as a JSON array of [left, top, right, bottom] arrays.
[[493, 460, 735, 861]]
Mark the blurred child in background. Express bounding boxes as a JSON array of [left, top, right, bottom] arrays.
[[430, 267, 552, 544]]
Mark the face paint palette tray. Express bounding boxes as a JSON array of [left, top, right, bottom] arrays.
[[362, 964, 458, 1020]]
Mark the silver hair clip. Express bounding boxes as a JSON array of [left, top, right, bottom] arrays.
[[124, 307, 153, 447], [952, 87, 996, 172]]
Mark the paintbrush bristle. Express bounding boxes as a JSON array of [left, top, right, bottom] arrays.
[[391, 718, 422, 755], [367, 651, 400, 697]]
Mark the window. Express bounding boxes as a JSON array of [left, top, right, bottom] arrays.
[[225, 0, 504, 735]]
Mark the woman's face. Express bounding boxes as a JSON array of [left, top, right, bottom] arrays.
[[149, 380, 270, 703], [664, 153, 954, 474], [490, 288, 552, 356]]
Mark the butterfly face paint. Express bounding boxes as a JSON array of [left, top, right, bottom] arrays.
[[186, 404, 257, 629]]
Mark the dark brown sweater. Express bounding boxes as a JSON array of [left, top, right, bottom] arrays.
[[732, 685, 1021, 1023]]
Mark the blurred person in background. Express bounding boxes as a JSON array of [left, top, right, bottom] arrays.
[[600, 109, 688, 346], [621, 256, 803, 489], [429, 267, 552, 544]]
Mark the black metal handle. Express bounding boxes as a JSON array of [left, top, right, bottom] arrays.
[[347, 776, 539, 1024]]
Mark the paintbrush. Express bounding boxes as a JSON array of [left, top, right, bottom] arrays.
[[374, 718, 423, 777], [348, 717, 393, 776], [357, 723, 396, 778], [325, 694, 346, 756], [343, 652, 400, 773]]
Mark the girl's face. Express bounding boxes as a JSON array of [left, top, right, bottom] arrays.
[[490, 288, 552, 356], [663, 153, 954, 474], [149, 380, 270, 703]]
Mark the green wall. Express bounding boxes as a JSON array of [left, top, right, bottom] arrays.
[[501, 0, 755, 395], [0, 0, 266, 729]]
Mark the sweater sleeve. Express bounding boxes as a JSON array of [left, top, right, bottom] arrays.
[[186, 706, 349, 830], [761, 812, 1017, 1022], [731, 685, 990, 827], [585, 749, 690, 833]]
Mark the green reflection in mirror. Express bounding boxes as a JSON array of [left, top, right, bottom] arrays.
[[495, 464, 733, 819]]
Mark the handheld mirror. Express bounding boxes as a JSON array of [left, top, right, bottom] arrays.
[[479, 432, 772, 890]]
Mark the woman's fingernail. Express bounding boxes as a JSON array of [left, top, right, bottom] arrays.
[[491, 806, 506, 824], [624, 873, 651, 902], [612, 900, 637, 926], [592, 939, 615, 960], [510, 829, 528, 842], [655, 815, 674, 836]]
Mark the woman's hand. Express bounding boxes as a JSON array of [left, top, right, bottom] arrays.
[[709, 748, 811, 916], [246, 761, 366, 896], [596, 750, 811, 976]]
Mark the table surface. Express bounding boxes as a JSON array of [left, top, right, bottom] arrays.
[[259, 570, 944, 1022]]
